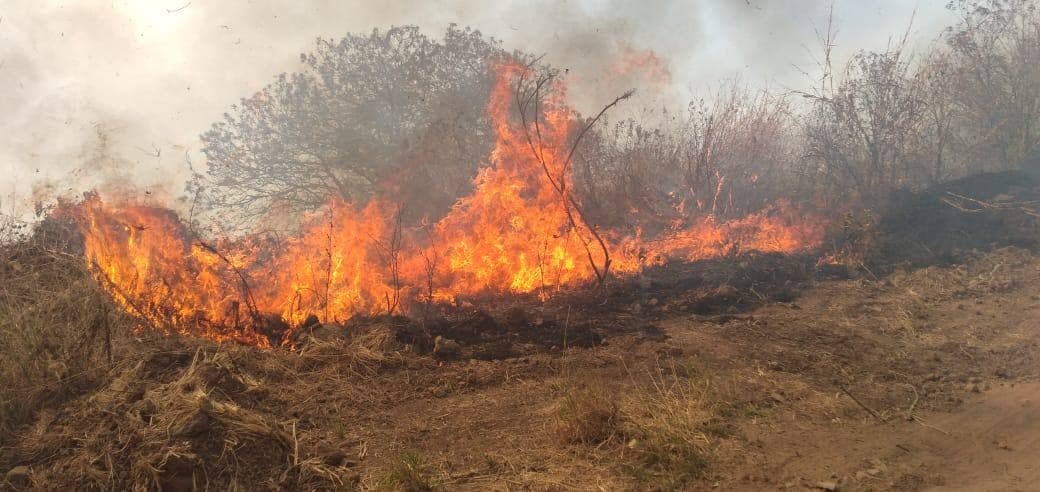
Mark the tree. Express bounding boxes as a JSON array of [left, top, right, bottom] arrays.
[[198, 25, 512, 226], [802, 41, 927, 204], [945, 0, 1040, 168]]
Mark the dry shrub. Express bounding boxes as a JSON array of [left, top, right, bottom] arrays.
[[552, 383, 622, 446], [0, 216, 132, 439]]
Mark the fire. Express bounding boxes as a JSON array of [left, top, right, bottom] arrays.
[[72, 62, 823, 345]]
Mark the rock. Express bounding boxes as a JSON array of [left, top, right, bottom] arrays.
[[432, 336, 461, 360], [769, 392, 785, 403], [5, 466, 31, 488]]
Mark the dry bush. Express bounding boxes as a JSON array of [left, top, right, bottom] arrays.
[[0, 215, 132, 439], [799, 0, 1040, 213], [801, 31, 929, 207], [944, 0, 1040, 169], [576, 82, 796, 231]]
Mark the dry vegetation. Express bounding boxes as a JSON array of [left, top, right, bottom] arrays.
[[576, 0, 1040, 230], [0, 215, 133, 439], [5, 1, 1040, 490]]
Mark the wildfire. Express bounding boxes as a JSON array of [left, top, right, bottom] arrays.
[[73, 62, 823, 345]]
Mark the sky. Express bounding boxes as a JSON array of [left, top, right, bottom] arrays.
[[0, 0, 957, 214]]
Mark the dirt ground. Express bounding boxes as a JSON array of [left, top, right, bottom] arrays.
[[3, 243, 1039, 491]]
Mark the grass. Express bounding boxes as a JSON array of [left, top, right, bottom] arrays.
[[619, 361, 715, 489], [552, 382, 622, 446], [0, 216, 132, 439], [550, 361, 718, 490], [374, 450, 438, 491]]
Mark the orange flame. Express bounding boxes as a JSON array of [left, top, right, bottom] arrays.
[[73, 62, 824, 345]]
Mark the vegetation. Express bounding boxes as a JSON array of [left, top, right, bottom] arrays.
[[6, 0, 1040, 489], [195, 1, 1040, 238], [199, 25, 517, 226], [0, 214, 132, 438]]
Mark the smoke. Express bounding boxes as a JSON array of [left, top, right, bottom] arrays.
[[0, 0, 955, 216]]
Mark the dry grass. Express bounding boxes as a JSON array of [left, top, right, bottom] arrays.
[[10, 343, 362, 490], [552, 383, 622, 446], [549, 361, 716, 490], [0, 217, 133, 439], [617, 361, 714, 489], [372, 450, 437, 491]]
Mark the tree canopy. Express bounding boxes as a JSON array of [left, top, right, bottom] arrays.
[[199, 25, 515, 225]]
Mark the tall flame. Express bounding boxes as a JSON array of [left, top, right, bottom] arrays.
[[74, 62, 824, 344]]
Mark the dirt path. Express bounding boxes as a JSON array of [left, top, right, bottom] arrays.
[[725, 381, 1040, 491]]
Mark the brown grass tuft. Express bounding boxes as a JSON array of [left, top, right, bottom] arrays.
[[553, 383, 622, 446], [621, 362, 714, 488]]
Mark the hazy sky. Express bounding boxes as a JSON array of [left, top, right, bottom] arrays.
[[0, 0, 956, 212]]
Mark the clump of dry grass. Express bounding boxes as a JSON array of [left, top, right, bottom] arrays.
[[620, 362, 714, 488], [550, 363, 715, 489], [373, 450, 438, 491], [552, 383, 622, 446], [12, 345, 359, 490], [0, 215, 132, 439], [294, 321, 398, 376]]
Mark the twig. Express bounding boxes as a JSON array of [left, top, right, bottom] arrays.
[[944, 191, 1040, 218], [194, 239, 262, 324], [838, 384, 886, 423], [513, 69, 632, 285], [903, 383, 920, 421], [291, 421, 299, 466], [166, 2, 190, 13], [88, 259, 164, 333], [911, 415, 951, 436]]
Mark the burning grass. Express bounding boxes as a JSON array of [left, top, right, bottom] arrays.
[[66, 63, 824, 347]]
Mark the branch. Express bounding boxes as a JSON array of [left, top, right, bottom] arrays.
[[194, 238, 263, 326], [512, 70, 633, 285]]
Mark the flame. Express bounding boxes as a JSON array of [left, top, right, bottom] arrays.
[[72, 62, 824, 345]]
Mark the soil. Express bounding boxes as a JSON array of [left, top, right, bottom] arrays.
[[4, 176, 1040, 490]]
